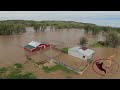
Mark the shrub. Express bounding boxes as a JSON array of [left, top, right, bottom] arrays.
[[14, 63, 22, 69], [89, 41, 101, 48], [61, 48, 69, 54], [0, 67, 7, 73]]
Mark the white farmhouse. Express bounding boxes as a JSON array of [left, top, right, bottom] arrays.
[[68, 46, 95, 61]]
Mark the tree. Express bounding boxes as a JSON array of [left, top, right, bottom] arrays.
[[84, 25, 91, 33], [33, 24, 40, 32], [41, 25, 47, 32], [105, 31, 120, 48], [80, 37, 88, 46], [91, 26, 100, 35], [0, 23, 26, 35]]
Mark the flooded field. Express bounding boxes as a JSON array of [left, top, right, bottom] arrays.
[[0, 27, 96, 66], [0, 27, 120, 79]]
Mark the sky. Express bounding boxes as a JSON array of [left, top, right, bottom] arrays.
[[0, 11, 120, 27]]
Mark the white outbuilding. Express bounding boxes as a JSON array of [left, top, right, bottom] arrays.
[[68, 46, 95, 61]]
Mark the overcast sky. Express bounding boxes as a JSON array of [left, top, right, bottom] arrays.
[[0, 11, 120, 27]]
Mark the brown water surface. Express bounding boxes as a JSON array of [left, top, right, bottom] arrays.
[[0, 27, 120, 79]]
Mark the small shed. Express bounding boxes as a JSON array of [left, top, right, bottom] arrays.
[[68, 46, 95, 61], [24, 41, 50, 52]]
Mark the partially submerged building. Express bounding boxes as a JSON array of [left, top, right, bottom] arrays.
[[24, 41, 50, 52], [68, 46, 95, 61]]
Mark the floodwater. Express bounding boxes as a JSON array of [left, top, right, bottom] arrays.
[[0, 27, 96, 65], [0, 27, 120, 79]]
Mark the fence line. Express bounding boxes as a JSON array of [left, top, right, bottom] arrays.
[[39, 51, 81, 74], [48, 58, 81, 74], [22, 42, 89, 74]]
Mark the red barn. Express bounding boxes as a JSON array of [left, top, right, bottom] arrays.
[[24, 41, 50, 52]]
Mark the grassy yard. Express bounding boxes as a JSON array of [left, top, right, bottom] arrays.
[[89, 41, 102, 48], [60, 47, 69, 54], [42, 64, 72, 73], [0, 63, 36, 79]]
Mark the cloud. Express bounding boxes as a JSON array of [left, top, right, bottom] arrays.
[[0, 11, 120, 27]]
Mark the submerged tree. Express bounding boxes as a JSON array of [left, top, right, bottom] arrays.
[[80, 36, 88, 46], [0, 20, 120, 35], [84, 25, 91, 33], [105, 31, 120, 48], [33, 24, 40, 32], [40, 24, 47, 32], [91, 26, 101, 35], [0, 23, 26, 35]]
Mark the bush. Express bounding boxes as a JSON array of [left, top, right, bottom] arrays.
[[80, 37, 88, 45], [61, 48, 69, 54], [14, 63, 22, 68], [0, 67, 7, 73], [18, 72, 36, 79], [89, 42, 101, 48], [97, 41, 106, 46]]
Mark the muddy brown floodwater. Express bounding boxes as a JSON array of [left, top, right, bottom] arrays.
[[0, 27, 120, 79]]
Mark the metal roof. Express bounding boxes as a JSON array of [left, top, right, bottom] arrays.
[[69, 46, 95, 56], [78, 49, 95, 56], [28, 41, 41, 48], [24, 45, 35, 50]]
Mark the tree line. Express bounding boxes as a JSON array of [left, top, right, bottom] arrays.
[[0, 22, 26, 35], [32, 21, 120, 35], [0, 20, 120, 35]]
